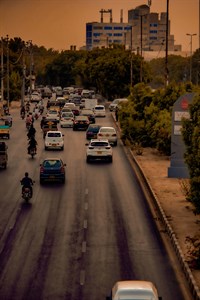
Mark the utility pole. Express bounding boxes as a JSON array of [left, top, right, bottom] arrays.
[[1, 37, 4, 104], [186, 33, 197, 82], [165, 0, 169, 87], [6, 35, 9, 108], [21, 47, 26, 107]]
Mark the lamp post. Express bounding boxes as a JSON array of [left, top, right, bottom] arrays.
[[186, 33, 197, 82], [6, 35, 9, 108], [1, 37, 4, 104]]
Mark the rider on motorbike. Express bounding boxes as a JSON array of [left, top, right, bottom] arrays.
[[27, 124, 36, 140], [27, 136, 37, 154], [21, 172, 34, 197], [20, 106, 26, 118]]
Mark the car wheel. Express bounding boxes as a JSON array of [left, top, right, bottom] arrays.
[[109, 157, 113, 163], [45, 146, 48, 150], [62, 177, 65, 183], [73, 127, 76, 131], [114, 141, 117, 146], [86, 156, 90, 163], [40, 178, 44, 184], [61, 146, 64, 151]]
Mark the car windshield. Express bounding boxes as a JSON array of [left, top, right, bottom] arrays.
[[95, 106, 104, 110], [43, 160, 61, 167], [91, 142, 109, 147], [47, 132, 62, 137]]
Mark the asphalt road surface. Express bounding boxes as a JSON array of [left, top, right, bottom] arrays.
[[0, 102, 193, 300]]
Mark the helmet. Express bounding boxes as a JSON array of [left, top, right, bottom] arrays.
[[25, 172, 29, 177]]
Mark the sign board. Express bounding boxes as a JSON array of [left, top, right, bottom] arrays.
[[168, 93, 195, 178]]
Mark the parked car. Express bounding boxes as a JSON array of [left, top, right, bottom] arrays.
[[73, 115, 90, 131], [97, 126, 117, 146], [109, 98, 128, 111], [93, 104, 106, 117], [86, 124, 101, 140], [44, 131, 64, 150], [40, 158, 66, 184], [86, 139, 113, 163], [80, 108, 95, 124], [60, 112, 74, 128]]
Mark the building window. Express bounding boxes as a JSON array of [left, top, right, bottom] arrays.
[[149, 37, 157, 40], [94, 26, 103, 30], [86, 32, 92, 38], [93, 33, 101, 37], [150, 30, 158, 34], [150, 23, 158, 27], [114, 26, 123, 30], [104, 26, 112, 30], [93, 39, 100, 43], [114, 33, 123, 37], [107, 33, 112, 36], [113, 40, 121, 43]]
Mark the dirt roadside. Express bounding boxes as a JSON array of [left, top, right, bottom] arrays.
[[133, 147, 200, 288]]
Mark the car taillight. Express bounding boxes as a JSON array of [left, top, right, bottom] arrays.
[[60, 167, 65, 173], [89, 146, 94, 149], [105, 146, 111, 149], [98, 133, 103, 136], [40, 166, 44, 173]]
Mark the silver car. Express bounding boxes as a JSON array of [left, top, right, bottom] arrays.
[[97, 126, 117, 146]]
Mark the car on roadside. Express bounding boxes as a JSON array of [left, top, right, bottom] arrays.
[[86, 139, 113, 163], [109, 98, 128, 111], [86, 124, 101, 140], [97, 126, 117, 146], [40, 158, 66, 184], [60, 112, 74, 128], [44, 130, 64, 150], [93, 104, 106, 117], [73, 115, 90, 131]]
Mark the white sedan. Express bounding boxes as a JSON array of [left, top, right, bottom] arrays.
[[60, 112, 74, 128], [86, 139, 113, 163], [93, 105, 106, 117], [46, 109, 60, 122], [97, 126, 117, 146]]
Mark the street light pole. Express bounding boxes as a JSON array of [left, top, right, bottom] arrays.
[[186, 33, 197, 82], [1, 37, 4, 104], [6, 35, 9, 108], [165, 0, 169, 87]]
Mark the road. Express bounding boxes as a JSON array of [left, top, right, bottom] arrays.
[[0, 102, 192, 300]]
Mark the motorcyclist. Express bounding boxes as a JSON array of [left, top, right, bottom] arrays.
[[20, 106, 25, 117], [25, 102, 30, 113], [28, 136, 37, 154], [40, 116, 46, 129], [21, 172, 34, 197], [27, 124, 36, 140]]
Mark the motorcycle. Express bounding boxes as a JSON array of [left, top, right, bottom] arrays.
[[22, 187, 32, 203], [29, 147, 36, 158], [21, 111, 25, 119], [26, 121, 31, 130]]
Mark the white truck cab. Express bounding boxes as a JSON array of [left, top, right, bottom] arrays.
[[106, 280, 162, 300]]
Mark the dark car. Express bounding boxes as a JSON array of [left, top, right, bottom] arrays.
[[40, 158, 66, 184], [86, 124, 101, 140], [80, 109, 95, 124], [71, 107, 80, 116], [73, 115, 90, 131]]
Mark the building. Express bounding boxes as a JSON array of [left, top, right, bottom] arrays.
[[86, 5, 182, 52]]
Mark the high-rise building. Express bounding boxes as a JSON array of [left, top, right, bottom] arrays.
[[86, 5, 182, 52]]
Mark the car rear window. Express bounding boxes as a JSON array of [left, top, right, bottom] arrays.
[[100, 128, 115, 133], [43, 160, 61, 167], [47, 132, 62, 137], [91, 142, 109, 147]]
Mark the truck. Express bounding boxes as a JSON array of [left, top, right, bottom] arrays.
[[0, 118, 10, 139], [106, 280, 162, 300], [84, 98, 98, 110], [0, 141, 8, 169]]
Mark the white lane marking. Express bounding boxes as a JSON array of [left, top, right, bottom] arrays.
[[82, 241, 87, 253], [84, 202, 88, 210], [80, 270, 85, 285], [85, 188, 89, 195], [83, 219, 88, 229]]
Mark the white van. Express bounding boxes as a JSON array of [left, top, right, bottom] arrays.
[[106, 280, 162, 300], [44, 131, 64, 150]]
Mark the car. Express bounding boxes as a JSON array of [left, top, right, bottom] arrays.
[[64, 102, 76, 109], [86, 124, 101, 140], [30, 91, 41, 103], [86, 139, 113, 163], [46, 109, 60, 122], [109, 98, 128, 111], [79, 99, 86, 109], [61, 107, 72, 114], [40, 87, 52, 99], [60, 112, 74, 128], [80, 108, 95, 123], [93, 104, 106, 117], [73, 115, 90, 131], [40, 158, 66, 184], [44, 131, 64, 150], [106, 280, 162, 300], [71, 107, 80, 116], [56, 97, 67, 108], [97, 126, 117, 146]]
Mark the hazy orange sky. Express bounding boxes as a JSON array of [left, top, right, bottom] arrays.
[[0, 0, 199, 53]]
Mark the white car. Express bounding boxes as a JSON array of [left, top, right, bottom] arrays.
[[60, 112, 74, 128], [64, 102, 76, 109], [44, 131, 64, 150], [46, 109, 60, 122], [31, 91, 41, 103], [93, 105, 106, 117], [109, 98, 128, 111], [86, 139, 113, 163], [97, 126, 117, 146]]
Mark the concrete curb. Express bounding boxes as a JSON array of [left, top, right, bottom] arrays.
[[112, 113, 200, 300]]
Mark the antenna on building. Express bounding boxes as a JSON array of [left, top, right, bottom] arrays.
[[120, 9, 123, 23], [148, 0, 152, 7], [99, 9, 112, 23]]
